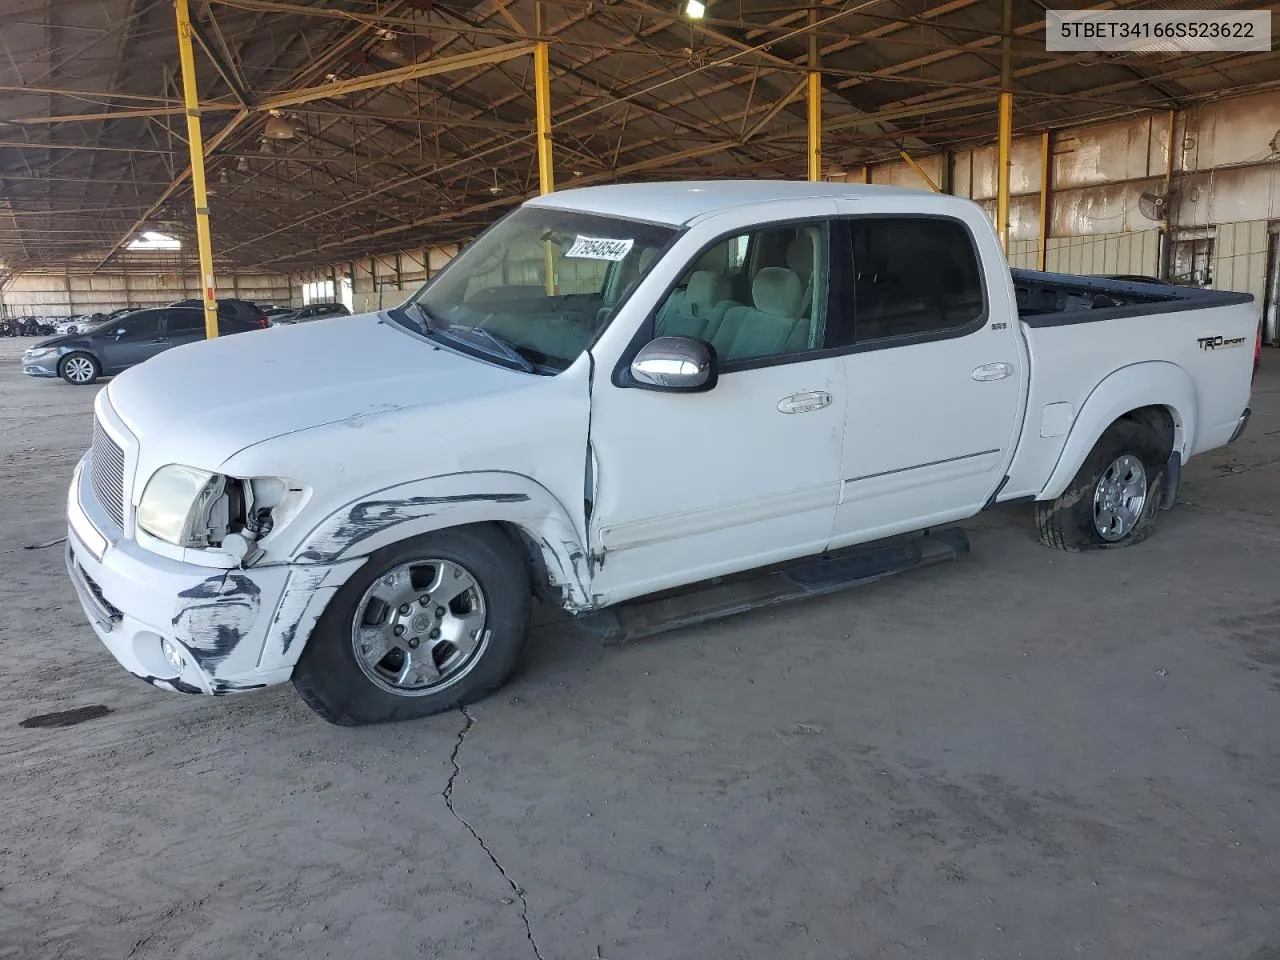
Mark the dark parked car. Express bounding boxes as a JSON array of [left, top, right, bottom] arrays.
[[22, 307, 264, 385], [168, 297, 270, 326], [271, 302, 351, 324]]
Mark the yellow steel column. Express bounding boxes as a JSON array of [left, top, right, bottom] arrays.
[[175, 0, 219, 339], [534, 42, 554, 196], [806, 9, 821, 182], [534, 4, 555, 294], [995, 0, 1013, 252], [807, 73, 822, 182], [1160, 108, 1175, 279], [1036, 130, 1050, 271], [996, 93, 1012, 252]]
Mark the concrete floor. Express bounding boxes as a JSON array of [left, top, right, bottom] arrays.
[[1, 336, 1277, 960]]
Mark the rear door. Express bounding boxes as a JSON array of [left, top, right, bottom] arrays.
[[826, 205, 1027, 547], [162, 308, 206, 347], [97, 310, 166, 373]]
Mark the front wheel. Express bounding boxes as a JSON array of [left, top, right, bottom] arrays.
[[1035, 419, 1166, 551], [59, 352, 100, 385], [292, 526, 530, 725]]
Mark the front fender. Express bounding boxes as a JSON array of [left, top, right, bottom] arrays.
[[1039, 361, 1198, 501], [289, 470, 594, 612]]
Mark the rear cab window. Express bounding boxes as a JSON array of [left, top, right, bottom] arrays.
[[828, 216, 987, 349]]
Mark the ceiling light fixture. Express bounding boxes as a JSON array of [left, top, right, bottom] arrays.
[[685, 0, 707, 19], [264, 110, 297, 139], [377, 27, 411, 64]]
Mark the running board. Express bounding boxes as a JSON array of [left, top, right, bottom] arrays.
[[562, 527, 970, 646]]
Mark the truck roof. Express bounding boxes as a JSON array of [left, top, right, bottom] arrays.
[[524, 179, 936, 227]]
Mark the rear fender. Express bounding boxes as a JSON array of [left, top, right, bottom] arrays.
[[1039, 361, 1198, 500], [289, 471, 593, 611]]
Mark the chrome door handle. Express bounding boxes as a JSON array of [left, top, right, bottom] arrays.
[[778, 391, 832, 414], [972, 362, 1013, 382]]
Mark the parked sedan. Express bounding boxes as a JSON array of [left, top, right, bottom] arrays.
[[23, 306, 264, 385], [270, 302, 350, 324], [169, 298, 270, 327], [55, 315, 92, 336]]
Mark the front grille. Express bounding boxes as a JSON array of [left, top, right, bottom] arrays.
[[79, 563, 123, 623], [90, 418, 126, 527]]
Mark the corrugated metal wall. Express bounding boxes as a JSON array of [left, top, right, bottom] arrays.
[[1004, 231, 1160, 275], [1, 267, 293, 316], [868, 90, 1280, 322], [1213, 220, 1271, 308], [15, 95, 1270, 325], [297, 245, 458, 314]]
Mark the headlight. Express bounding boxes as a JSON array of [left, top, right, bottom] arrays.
[[137, 465, 227, 546], [25, 347, 53, 359], [136, 465, 303, 553]]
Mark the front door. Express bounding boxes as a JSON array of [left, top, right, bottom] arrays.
[[587, 215, 846, 605], [98, 310, 167, 373], [826, 209, 1026, 547]]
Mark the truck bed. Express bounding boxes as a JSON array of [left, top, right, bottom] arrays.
[[1012, 269, 1253, 325], [999, 269, 1258, 501]]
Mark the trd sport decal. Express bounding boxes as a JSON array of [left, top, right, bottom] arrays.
[[1197, 335, 1247, 350]]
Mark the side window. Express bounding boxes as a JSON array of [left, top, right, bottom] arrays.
[[115, 312, 160, 340], [164, 310, 204, 335], [653, 222, 828, 366], [841, 217, 984, 345]]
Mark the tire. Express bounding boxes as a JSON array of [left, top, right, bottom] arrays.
[[1035, 418, 1166, 551], [59, 352, 101, 385], [292, 525, 530, 726]]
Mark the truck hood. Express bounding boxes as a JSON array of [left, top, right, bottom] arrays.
[[106, 311, 528, 469]]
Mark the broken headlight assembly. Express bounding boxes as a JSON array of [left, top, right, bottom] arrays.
[[136, 464, 303, 562]]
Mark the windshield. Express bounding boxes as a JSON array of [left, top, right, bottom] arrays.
[[403, 206, 677, 372]]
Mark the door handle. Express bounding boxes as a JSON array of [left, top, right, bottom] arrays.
[[778, 391, 832, 414], [972, 362, 1013, 382]]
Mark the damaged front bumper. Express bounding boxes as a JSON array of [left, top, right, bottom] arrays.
[[66, 456, 362, 696]]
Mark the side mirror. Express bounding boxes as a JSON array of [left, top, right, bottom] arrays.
[[630, 336, 716, 392], [114, 328, 127, 337]]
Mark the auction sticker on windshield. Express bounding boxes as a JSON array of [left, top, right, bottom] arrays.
[[566, 236, 634, 261]]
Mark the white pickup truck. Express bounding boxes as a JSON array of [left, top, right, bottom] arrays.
[[66, 181, 1259, 725]]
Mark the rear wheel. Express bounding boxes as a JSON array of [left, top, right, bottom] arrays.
[[59, 352, 100, 385], [292, 526, 530, 725], [1035, 419, 1166, 551]]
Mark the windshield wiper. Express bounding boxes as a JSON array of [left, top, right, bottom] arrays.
[[458, 326, 535, 373], [399, 301, 535, 373], [398, 300, 434, 335]]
